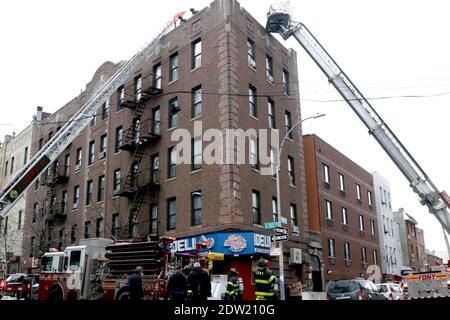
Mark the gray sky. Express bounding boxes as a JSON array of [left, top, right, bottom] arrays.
[[1, 0, 449, 259]]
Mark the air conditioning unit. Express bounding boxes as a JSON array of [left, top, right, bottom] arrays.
[[289, 248, 302, 264], [75, 164, 81, 171], [249, 61, 256, 69], [73, 203, 78, 210], [267, 75, 274, 84], [99, 151, 106, 160], [292, 226, 299, 235], [113, 189, 120, 197]]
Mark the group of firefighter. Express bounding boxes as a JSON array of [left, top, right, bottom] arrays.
[[165, 258, 278, 301]]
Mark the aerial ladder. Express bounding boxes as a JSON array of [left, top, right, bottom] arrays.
[[266, 3, 450, 257], [0, 10, 191, 219]]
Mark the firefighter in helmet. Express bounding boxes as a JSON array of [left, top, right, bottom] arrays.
[[253, 258, 277, 300], [224, 267, 242, 300]]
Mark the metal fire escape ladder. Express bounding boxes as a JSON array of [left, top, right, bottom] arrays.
[[0, 11, 189, 219], [266, 5, 450, 255]]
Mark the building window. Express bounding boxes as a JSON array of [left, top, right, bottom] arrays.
[[117, 85, 125, 111], [192, 191, 202, 226], [359, 215, 365, 231], [373, 249, 378, 265], [361, 247, 367, 263], [153, 63, 162, 89], [247, 38, 256, 68], [39, 138, 43, 150], [86, 180, 93, 206], [266, 55, 274, 82], [192, 86, 202, 118], [341, 207, 348, 225], [132, 118, 140, 143], [113, 169, 121, 195], [168, 146, 177, 178], [272, 198, 278, 222], [151, 154, 160, 184], [288, 156, 295, 186], [250, 136, 259, 169], [100, 134, 107, 155], [192, 38, 202, 69], [32, 203, 38, 223], [150, 204, 158, 235], [322, 164, 330, 184], [71, 224, 77, 244], [72, 185, 80, 209], [62, 190, 68, 213], [134, 75, 142, 102], [169, 98, 179, 129], [115, 126, 123, 152], [96, 218, 104, 238], [169, 52, 179, 82], [290, 203, 298, 227], [30, 237, 35, 257], [88, 140, 95, 165], [192, 138, 202, 171], [325, 200, 333, 220], [370, 219, 375, 235], [3, 161, 7, 177], [338, 173, 345, 191], [249, 85, 257, 117], [283, 69, 290, 95], [328, 239, 335, 258], [112, 214, 120, 239], [252, 190, 261, 225], [150, 106, 161, 135], [4, 217, 8, 234], [285, 111, 292, 139], [34, 177, 40, 191], [129, 210, 139, 238], [75, 148, 82, 170], [268, 99, 276, 129], [367, 191, 373, 206], [98, 175, 105, 202], [84, 221, 91, 239], [18, 210, 22, 230], [344, 242, 351, 261], [10, 157, 14, 174], [24, 147, 28, 165], [167, 198, 176, 231], [64, 154, 70, 176], [90, 113, 96, 127], [356, 183, 361, 200], [101, 100, 109, 120]]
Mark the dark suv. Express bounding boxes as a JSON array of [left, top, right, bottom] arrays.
[[327, 279, 387, 300]]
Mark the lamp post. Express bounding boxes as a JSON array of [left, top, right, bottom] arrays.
[[275, 113, 325, 300]]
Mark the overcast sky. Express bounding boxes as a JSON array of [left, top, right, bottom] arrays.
[[1, 0, 449, 260]]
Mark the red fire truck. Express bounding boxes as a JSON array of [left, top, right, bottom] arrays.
[[38, 237, 175, 300]]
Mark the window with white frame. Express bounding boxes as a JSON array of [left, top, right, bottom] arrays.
[[325, 200, 333, 220], [328, 239, 335, 258], [359, 215, 365, 231], [339, 173, 345, 191], [356, 183, 361, 200], [368, 190, 373, 206], [323, 164, 330, 184], [361, 246, 367, 263], [344, 242, 351, 260], [341, 207, 348, 225]]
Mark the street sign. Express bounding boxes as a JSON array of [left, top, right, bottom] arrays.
[[281, 217, 288, 224], [264, 221, 280, 229], [271, 234, 288, 242], [270, 246, 281, 256], [275, 227, 288, 235]]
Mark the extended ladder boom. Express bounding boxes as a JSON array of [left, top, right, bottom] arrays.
[[266, 4, 450, 248], [0, 11, 188, 218]]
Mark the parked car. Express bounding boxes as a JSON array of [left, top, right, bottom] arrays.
[[327, 279, 387, 300], [0, 277, 6, 299], [4, 273, 38, 300], [376, 283, 403, 300]]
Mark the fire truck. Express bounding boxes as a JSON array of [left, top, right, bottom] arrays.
[[402, 266, 450, 299], [38, 237, 175, 300]]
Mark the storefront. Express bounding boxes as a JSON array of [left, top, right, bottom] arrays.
[[172, 231, 272, 300]]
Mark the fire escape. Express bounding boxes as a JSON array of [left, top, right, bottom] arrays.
[[117, 77, 165, 239], [43, 161, 69, 248]]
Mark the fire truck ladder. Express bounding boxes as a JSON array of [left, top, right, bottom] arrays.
[[0, 11, 189, 219], [266, 3, 450, 257]]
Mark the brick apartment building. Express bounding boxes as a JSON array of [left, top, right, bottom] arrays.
[[304, 134, 381, 283], [22, 0, 313, 299]]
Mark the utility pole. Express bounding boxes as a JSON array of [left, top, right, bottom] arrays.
[[275, 113, 325, 300]]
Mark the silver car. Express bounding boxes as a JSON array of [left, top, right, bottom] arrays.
[[376, 283, 403, 300]]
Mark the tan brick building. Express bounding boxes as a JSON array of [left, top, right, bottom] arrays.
[[22, 0, 313, 299]]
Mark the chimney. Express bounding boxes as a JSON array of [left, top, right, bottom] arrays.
[[36, 106, 43, 121]]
